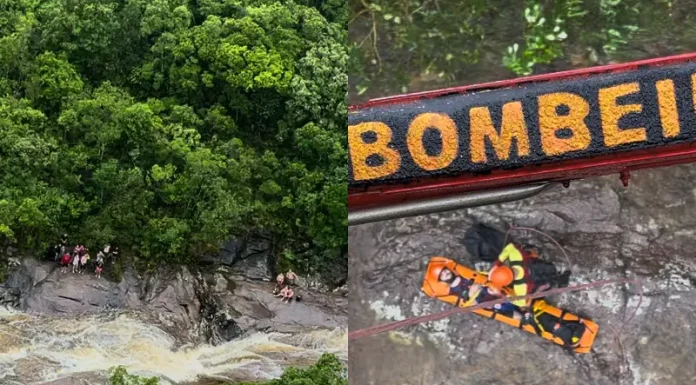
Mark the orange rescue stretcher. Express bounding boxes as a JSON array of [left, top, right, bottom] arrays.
[[421, 257, 598, 353]]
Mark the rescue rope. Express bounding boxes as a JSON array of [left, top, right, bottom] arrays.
[[504, 225, 644, 324], [349, 277, 641, 340], [503, 226, 573, 273]]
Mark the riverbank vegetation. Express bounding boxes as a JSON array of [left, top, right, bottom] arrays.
[[108, 353, 347, 385], [0, 0, 347, 271], [350, 0, 696, 102]]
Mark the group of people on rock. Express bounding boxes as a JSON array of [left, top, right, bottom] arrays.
[[273, 269, 299, 303], [54, 234, 118, 279]]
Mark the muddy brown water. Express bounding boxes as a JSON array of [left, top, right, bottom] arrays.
[[0, 308, 347, 385]]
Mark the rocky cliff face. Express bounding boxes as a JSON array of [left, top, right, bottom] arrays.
[[0, 256, 347, 347], [349, 164, 696, 385]]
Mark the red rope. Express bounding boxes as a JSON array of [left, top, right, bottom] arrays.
[[349, 277, 640, 340]]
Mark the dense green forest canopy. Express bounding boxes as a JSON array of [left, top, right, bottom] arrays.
[[0, 0, 347, 268], [350, 0, 696, 103]]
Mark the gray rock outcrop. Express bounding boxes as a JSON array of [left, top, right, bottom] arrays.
[[1, 255, 347, 346], [349, 164, 696, 385]]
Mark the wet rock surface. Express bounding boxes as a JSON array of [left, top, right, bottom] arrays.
[[203, 235, 274, 281], [349, 164, 696, 385], [1, 257, 347, 346]]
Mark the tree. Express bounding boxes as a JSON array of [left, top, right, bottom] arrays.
[[0, 0, 348, 275], [350, 0, 689, 103]]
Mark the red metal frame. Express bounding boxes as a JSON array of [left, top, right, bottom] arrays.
[[349, 52, 696, 210]]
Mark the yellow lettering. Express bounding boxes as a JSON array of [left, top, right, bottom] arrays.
[[537, 92, 592, 156], [406, 113, 459, 171], [691, 73, 696, 112], [469, 102, 529, 163], [655, 79, 680, 138], [599, 82, 646, 147], [348, 122, 401, 181]]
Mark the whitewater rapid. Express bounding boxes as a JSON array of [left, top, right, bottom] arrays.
[[0, 307, 347, 385]]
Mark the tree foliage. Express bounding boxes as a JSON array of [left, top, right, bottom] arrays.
[[108, 366, 159, 385], [0, 0, 347, 270], [238, 353, 347, 385], [350, 0, 692, 102], [108, 353, 347, 385]]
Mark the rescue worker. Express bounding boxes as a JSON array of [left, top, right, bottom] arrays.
[[488, 243, 534, 309], [489, 243, 570, 321]]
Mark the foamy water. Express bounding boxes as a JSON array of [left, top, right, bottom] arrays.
[[0, 307, 347, 385]]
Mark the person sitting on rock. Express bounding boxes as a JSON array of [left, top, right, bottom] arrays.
[[60, 253, 72, 273], [276, 286, 294, 303], [275, 285, 288, 298], [273, 273, 285, 294], [283, 286, 295, 302], [286, 270, 298, 286]]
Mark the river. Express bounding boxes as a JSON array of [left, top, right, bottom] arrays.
[[0, 307, 347, 385]]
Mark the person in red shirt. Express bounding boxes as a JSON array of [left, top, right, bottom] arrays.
[[60, 253, 72, 273]]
